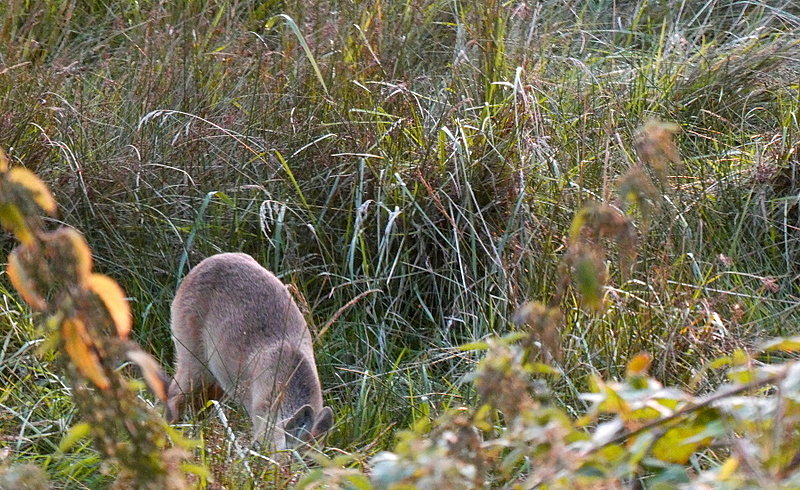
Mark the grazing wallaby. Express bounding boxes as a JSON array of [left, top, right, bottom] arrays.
[[166, 253, 333, 450]]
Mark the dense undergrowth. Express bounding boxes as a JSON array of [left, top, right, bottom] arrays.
[[1, 0, 799, 487]]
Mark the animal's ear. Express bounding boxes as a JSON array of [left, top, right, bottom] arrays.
[[283, 404, 315, 447], [312, 406, 333, 438]]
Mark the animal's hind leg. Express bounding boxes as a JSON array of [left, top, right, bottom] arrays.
[[166, 342, 219, 423]]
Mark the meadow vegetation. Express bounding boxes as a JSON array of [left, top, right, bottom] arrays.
[[0, 0, 799, 487]]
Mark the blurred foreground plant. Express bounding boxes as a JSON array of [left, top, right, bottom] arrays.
[[302, 328, 800, 488], [299, 118, 800, 487], [0, 148, 196, 488]]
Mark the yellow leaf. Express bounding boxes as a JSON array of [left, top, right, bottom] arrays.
[[42, 228, 93, 283], [727, 368, 756, 384], [0, 147, 8, 172], [718, 456, 739, 479], [707, 356, 732, 370], [569, 207, 589, 242], [626, 352, 652, 377], [761, 336, 800, 352], [0, 203, 34, 245], [58, 422, 92, 452], [180, 463, 211, 480], [528, 362, 562, 376], [86, 274, 131, 338], [473, 403, 493, 432], [628, 406, 662, 420], [7, 167, 57, 216], [731, 349, 750, 365], [7, 247, 46, 310], [600, 386, 630, 416], [62, 317, 110, 390], [38, 331, 61, 358], [126, 349, 169, 401], [651, 425, 712, 464], [164, 424, 203, 449]]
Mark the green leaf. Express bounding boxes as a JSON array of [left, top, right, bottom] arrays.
[[597, 443, 625, 464], [295, 470, 324, 489], [575, 464, 606, 478], [644, 463, 691, 486], [599, 385, 629, 415], [345, 475, 373, 490], [731, 349, 750, 365], [682, 419, 726, 445], [214, 191, 235, 208], [164, 424, 203, 449], [575, 254, 604, 310], [265, 14, 329, 96], [274, 149, 309, 209], [628, 406, 662, 421]]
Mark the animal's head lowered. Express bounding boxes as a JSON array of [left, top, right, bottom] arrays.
[[254, 404, 334, 451]]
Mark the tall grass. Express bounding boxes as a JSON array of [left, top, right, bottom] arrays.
[[1, 0, 799, 485]]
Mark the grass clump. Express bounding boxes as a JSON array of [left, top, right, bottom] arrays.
[[0, 147, 192, 487]]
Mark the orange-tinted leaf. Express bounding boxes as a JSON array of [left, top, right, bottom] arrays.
[[626, 352, 652, 377], [0, 146, 9, 172], [7, 167, 57, 216], [62, 317, 110, 390], [42, 228, 93, 283], [86, 274, 131, 339], [126, 349, 169, 401], [7, 248, 46, 310], [0, 147, 9, 172]]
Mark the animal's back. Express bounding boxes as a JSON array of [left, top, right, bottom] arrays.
[[171, 253, 312, 390], [173, 253, 309, 349]]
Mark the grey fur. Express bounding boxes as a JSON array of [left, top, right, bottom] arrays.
[[166, 253, 333, 449]]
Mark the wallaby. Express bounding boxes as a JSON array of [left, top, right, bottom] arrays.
[[165, 253, 333, 450]]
